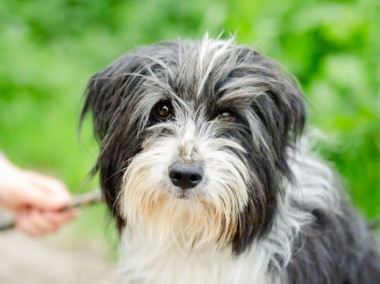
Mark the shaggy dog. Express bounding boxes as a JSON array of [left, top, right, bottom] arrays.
[[81, 36, 380, 283]]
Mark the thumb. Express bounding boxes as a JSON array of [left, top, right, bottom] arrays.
[[21, 170, 73, 210], [21, 185, 72, 211]]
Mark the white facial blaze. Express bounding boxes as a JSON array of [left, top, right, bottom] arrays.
[[180, 120, 196, 160]]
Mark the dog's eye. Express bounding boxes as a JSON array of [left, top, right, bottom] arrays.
[[218, 109, 236, 121], [154, 101, 173, 120], [157, 104, 172, 118]]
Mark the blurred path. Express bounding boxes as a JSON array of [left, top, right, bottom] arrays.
[[0, 231, 115, 284]]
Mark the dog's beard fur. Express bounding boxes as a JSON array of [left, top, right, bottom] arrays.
[[120, 115, 251, 248], [82, 36, 380, 283]]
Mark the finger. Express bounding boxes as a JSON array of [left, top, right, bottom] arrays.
[[44, 209, 79, 227], [18, 209, 58, 236], [18, 176, 72, 210], [0, 181, 51, 212], [0, 159, 72, 212], [15, 210, 46, 237], [25, 171, 69, 196], [28, 209, 59, 233]]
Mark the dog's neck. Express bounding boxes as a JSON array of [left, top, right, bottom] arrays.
[[118, 229, 275, 284]]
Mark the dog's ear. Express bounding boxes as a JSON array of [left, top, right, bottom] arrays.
[[229, 51, 306, 253], [81, 53, 143, 141], [81, 71, 117, 141], [246, 52, 306, 172], [81, 52, 151, 230], [251, 54, 305, 144]]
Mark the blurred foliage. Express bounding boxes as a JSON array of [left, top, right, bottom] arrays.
[[0, 0, 379, 217]]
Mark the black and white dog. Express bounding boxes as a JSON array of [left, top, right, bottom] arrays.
[[82, 36, 380, 283]]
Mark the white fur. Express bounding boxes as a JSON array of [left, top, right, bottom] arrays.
[[117, 131, 339, 284], [196, 35, 235, 98], [120, 114, 250, 247]]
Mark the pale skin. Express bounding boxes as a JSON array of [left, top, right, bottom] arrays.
[[0, 155, 77, 237]]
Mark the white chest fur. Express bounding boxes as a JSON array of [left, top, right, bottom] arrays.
[[118, 233, 274, 284]]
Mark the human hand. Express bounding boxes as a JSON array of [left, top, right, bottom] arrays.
[[0, 155, 77, 237]]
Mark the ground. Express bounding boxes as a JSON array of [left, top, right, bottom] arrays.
[[0, 209, 116, 284]]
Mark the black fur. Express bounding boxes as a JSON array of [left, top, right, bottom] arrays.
[[81, 39, 380, 283]]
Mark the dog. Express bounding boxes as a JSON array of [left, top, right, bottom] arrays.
[[81, 36, 380, 284]]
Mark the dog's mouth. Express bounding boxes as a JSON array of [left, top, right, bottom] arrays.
[[172, 190, 194, 200], [168, 185, 205, 201]]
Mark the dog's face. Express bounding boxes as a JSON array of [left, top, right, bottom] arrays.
[[82, 37, 305, 254]]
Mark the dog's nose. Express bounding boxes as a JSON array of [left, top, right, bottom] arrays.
[[168, 163, 203, 190]]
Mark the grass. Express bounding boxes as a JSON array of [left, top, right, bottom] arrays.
[[0, 0, 378, 231]]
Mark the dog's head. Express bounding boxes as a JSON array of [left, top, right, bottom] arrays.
[[82, 37, 305, 253]]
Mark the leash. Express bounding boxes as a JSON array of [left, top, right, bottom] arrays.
[[0, 190, 104, 232]]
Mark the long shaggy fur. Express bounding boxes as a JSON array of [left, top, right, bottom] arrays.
[[82, 35, 380, 283]]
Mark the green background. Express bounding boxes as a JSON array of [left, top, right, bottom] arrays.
[[0, 0, 379, 220]]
